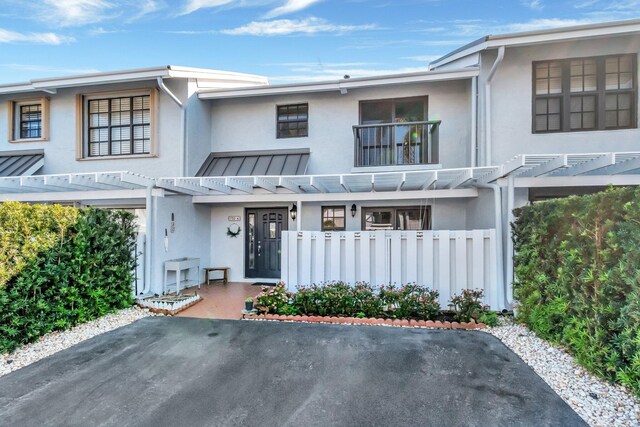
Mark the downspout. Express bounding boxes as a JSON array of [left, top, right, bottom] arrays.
[[485, 46, 505, 166], [474, 182, 506, 310], [471, 75, 478, 167], [156, 77, 187, 176]]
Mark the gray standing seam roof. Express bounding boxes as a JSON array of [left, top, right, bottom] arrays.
[[0, 149, 44, 177], [196, 149, 310, 177]]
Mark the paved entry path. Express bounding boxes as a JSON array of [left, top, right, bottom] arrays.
[[0, 318, 585, 427]]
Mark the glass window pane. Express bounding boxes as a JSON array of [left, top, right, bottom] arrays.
[[619, 110, 631, 127], [535, 98, 547, 114], [364, 209, 393, 230], [361, 101, 392, 124], [618, 93, 631, 110], [548, 98, 560, 114], [570, 96, 582, 112], [570, 113, 582, 129], [606, 73, 619, 90], [605, 94, 618, 110], [535, 63, 548, 78], [536, 79, 548, 95], [548, 114, 561, 130], [583, 112, 596, 129], [584, 75, 597, 92], [619, 73, 633, 89], [583, 96, 595, 112], [606, 58, 619, 74], [605, 111, 618, 128], [535, 115, 548, 131], [549, 78, 562, 94]]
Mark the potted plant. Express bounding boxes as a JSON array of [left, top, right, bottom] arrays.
[[245, 297, 254, 311]]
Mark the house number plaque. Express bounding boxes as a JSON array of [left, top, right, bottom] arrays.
[[228, 216, 241, 221]]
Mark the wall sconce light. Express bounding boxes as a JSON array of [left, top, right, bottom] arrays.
[[289, 204, 297, 221], [351, 204, 357, 218], [170, 213, 175, 233]]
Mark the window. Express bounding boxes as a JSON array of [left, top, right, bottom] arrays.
[[8, 98, 49, 142], [277, 103, 308, 138], [360, 97, 426, 124], [533, 54, 637, 133], [321, 206, 346, 231], [362, 206, 430, 230]]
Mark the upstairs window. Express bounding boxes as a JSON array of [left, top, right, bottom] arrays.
[[8, 98, 49, 142], [81, 91, 153, 158], [533, 54, 637, 133], [277, 103, 308, 138]]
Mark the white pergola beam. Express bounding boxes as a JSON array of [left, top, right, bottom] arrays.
[[199, 178, 232, 194], [254, 177, 277, 193], [446, 169, 473, 189], [420, 172, 437, 190], [225, 177, 253, 194], [309, 176, 328, 193], [339, 175, 351, 193], [279, 177, 302, 193], [521, 155, 567, 177], [594, 156, 640, 175], [193, 188, 479, 204], [553, 153, 615, 176]]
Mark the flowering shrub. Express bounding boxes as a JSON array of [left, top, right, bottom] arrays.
[[449, 289, 489, 323], [256, 282, 442, 320], [255, 283, 291, 314]]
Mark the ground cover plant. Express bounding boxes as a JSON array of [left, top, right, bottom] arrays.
[[255, 282, 496, 324], [512, 186, 640, 396], [0, 202, 137, 353]]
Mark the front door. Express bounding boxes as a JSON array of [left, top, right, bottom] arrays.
[[245, 208, 288, 279]]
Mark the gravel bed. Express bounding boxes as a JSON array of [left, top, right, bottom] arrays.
[[487, 320, 640, 427], [0, 306, 154, 378]]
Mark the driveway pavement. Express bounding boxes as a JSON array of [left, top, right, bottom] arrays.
[[0, 317, 585, 427]]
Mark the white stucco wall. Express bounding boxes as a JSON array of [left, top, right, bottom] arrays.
[[149, 194, 212, 295], [207, 197, 474, 282], [0, 79, 188, 177], [208, 80, 472, 172], [483, 34, 640, 165]]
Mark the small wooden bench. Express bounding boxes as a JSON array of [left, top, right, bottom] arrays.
[[203, 267, 230, 285]]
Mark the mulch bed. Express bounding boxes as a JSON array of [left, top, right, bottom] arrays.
[[246, 313, 486, 330]]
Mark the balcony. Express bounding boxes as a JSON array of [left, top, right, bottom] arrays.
[[353, 120, 440, 167]]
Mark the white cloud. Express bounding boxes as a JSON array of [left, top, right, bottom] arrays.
[[39, 0, 115, 27], [180, 0, 234, 15], [221, 17, 376, 36], [0, 28, 75, 45], [522, 0, 543, 10], [503, 18, 596, 32], [264, 0, 321, 18]]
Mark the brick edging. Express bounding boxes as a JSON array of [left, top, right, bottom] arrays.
[[246, 314, 486, 329]]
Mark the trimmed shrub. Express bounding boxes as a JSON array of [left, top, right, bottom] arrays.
[[0, 204, 137, 353], [512, 186, 640, 395]]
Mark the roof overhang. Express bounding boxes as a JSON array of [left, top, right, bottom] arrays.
[[430, 18, 640, 69], [0, 66, 268, 96], [198, 68, 479, 100]]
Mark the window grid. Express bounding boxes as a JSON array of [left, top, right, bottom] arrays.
[[321, 206, 346, 231], [87, 95, 150, 157], [533, 54, 637, 133], [19, 104, 42, 139], [277, 103, 308, 138]]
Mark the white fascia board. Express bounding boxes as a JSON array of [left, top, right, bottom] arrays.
[[0, 189, 151, 202], [431, 19, 640, 69], [198, 68, 479, 100]]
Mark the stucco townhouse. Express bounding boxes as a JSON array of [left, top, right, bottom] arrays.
[[1, 18, 639, 311]]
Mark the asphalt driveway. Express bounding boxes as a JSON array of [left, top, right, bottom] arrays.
[[0, 317, 585, 427]]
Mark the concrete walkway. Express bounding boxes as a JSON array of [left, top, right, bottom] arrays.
[[0, 317, 586, 427]]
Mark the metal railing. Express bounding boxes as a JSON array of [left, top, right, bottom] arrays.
[[353, 120, 440, 167]]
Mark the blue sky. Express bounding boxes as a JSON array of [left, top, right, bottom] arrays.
[[0, 0, 638, 84]]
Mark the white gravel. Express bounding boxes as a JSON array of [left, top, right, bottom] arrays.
[[487, 319, 640, 427], [0, 306, 153, 378]]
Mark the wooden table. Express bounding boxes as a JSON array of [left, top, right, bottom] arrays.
[[204, 267, 230, 285]]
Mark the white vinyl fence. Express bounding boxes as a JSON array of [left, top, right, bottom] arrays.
[[281, 230, 502, 310]]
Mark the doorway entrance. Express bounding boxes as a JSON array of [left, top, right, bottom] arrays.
[[245, 208, 288, 279]]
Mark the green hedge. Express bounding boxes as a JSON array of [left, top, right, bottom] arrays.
[[0, 203, 137, 353], [512, 186, 640, 396]]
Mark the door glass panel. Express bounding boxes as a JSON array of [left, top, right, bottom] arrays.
[[396, 208, 426, 230], [363, 209, 394, 230], [248, 213, 255, 269], [269, 222, 276, 238]]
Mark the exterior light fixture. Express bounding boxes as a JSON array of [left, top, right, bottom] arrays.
[[351, 204, 357, 217], [290, 204, 297, 221]]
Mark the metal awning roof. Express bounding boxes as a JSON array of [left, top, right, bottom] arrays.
[[478, 152, 640, 183], [0, 171, 154, 194], [0, 149, 44, 177], [196, 149, 310, 177]]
